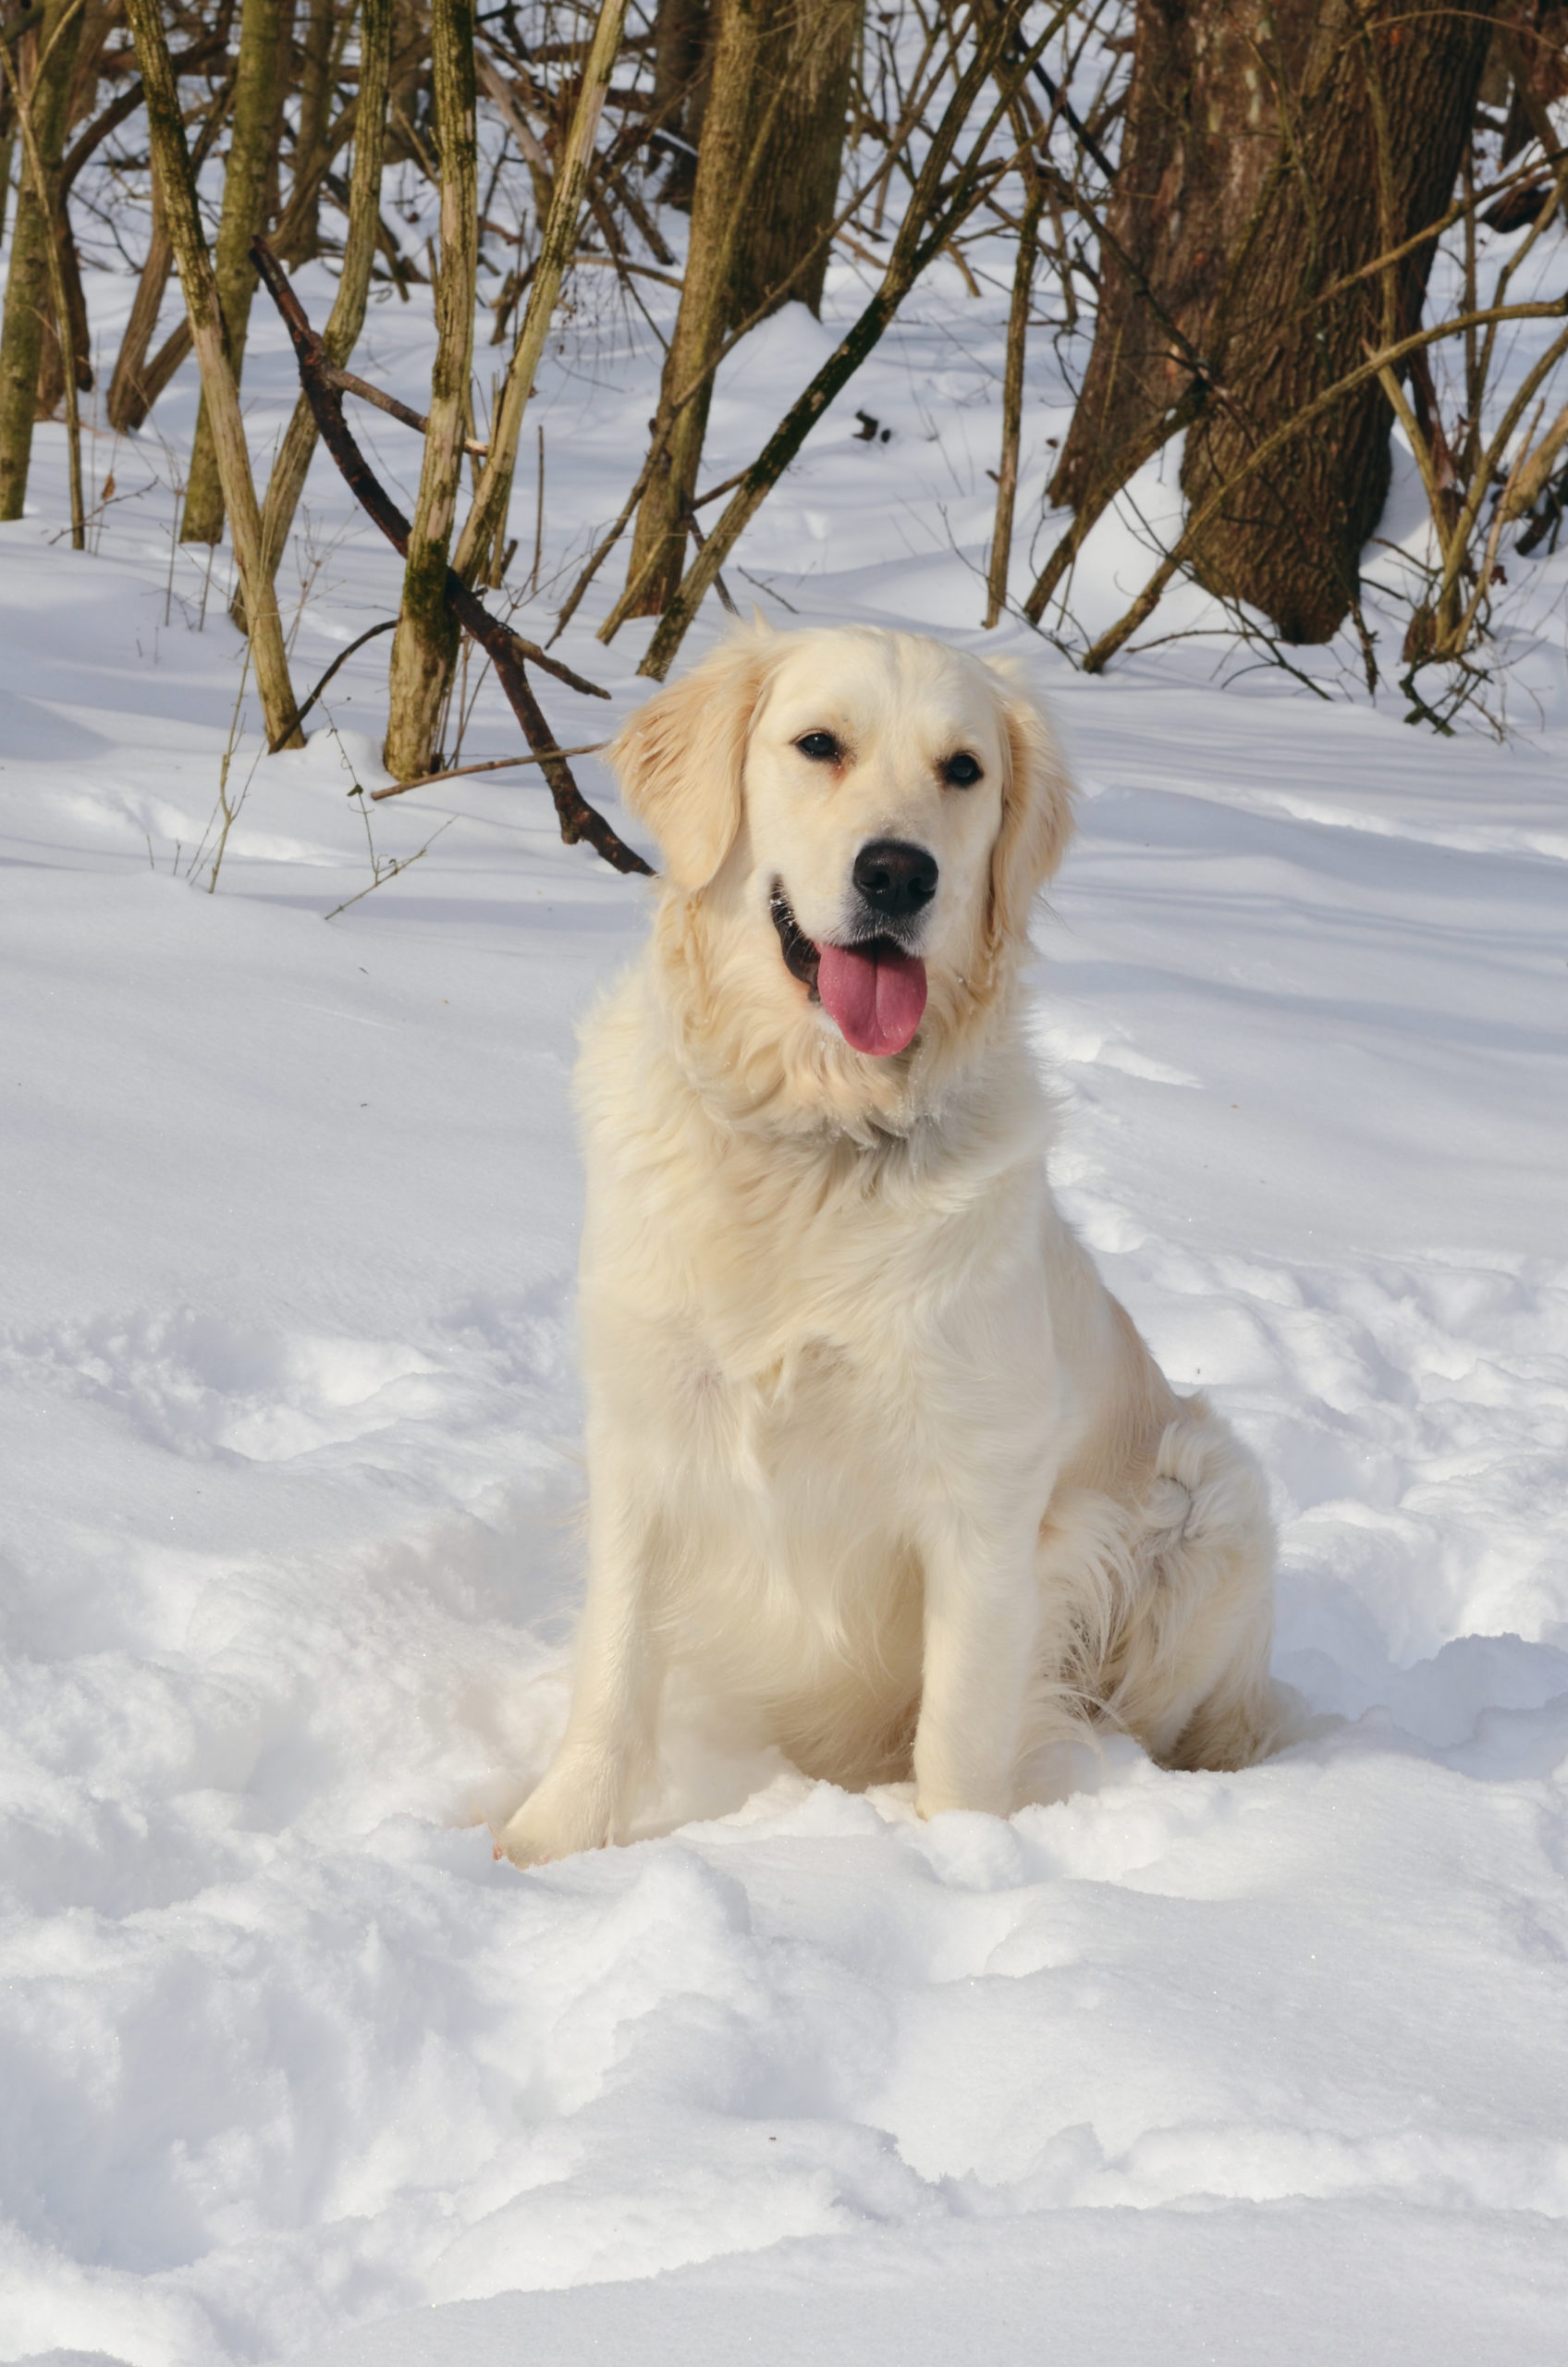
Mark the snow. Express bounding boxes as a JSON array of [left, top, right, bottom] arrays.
[[3, 172, 1568, 2367]]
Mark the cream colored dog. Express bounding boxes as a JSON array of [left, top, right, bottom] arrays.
[[498, 623, 1287, 1867]]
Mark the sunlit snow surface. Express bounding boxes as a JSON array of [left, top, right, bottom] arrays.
[[1, 215, 1567, 2367]]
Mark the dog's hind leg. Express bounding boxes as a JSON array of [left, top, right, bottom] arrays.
[[1111, 1405, 1292, 1774]]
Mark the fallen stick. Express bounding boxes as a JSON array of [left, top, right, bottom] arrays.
[[251, 236, 651, 877], [370, 742, 607, 801]]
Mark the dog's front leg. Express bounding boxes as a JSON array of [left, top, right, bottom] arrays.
[[913, 1513, 1044, 1820], [496, 1441, 661, 1868]]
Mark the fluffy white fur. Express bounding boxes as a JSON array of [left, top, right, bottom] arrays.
[[498, 623, 1289, 1866]]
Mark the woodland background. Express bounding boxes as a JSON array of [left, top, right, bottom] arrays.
[[1, 0, 1566, 838]]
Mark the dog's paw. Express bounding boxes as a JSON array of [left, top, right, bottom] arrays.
[[493, 1772, 613, 1870]]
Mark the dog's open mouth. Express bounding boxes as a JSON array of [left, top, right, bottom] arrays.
[[769, 884, 821, 996], [769, 883, 927, 1059]]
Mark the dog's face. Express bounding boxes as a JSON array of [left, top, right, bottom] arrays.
[[610, 625, 1073, 1125], [744, 635, 1011, 1057]]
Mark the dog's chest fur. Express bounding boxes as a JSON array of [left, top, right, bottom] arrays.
[[580, 972, 1057, 1392], [571, 970, 1067, 1730]]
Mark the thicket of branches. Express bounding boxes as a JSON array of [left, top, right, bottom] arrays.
[[1, 0, 1565, 859]]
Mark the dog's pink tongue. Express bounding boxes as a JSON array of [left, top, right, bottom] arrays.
[[817, 941, 927, 1057]]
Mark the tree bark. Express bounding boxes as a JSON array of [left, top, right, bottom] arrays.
[[651, 0, 710, 206], [1048, 0, 1317, 516], [106, 171, 173, 431], [180, 0, 282, 543], [274, 72, 382, 263], [29, 0, 118, 416], [729, 0, 856, 326], [289, 0, 338, 261], [383, 0, 477, 779], [125, 0, 301, 746], [31, 177, 90, 416], [0, 0, 85, 521], [105, 63, 233, 435], [0, 1, 84, 541], [615, 0, 859, 626], [0, 22, 16, 251], [985, 161, 1045, 627], [385, 0, 426, 159], [1078, 289, 1568, 675], [1180, 0, 1498, 642], [1054, 0, 1498, 644]]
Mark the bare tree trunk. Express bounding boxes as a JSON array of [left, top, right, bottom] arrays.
[[0, 1, 84, 541], [275, 69, 382, 262], [289, 0, 337, 260], [729, 0, 856, 325], [614, 0, 858, 627], [450, 0, 627, 590], [277, 0, 374, 269], [0, 0, 85, 521], [383, 0, 477, 779], [1181, 0, 1497, 642], [117, 314, 195, 429], [31, 178, 90, 416], [1048, 0, 1316, 516], [250, 0, 390, 605], [386, 0, 426, 157], [105, 66, 233, 435], [106, 172, 172, 431], [180, 0, 282, 543], [985, 159, 1045, 627], [1054, 0, 1498, 641], [0, 35, 15, 251], [651, 0, 710, 207], [125, 0, 301, 746]]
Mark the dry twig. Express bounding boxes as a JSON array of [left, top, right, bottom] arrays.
[[370, 742, 608, 801]]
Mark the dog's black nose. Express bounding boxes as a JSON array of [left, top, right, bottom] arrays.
[[852, 839, 938, 922]]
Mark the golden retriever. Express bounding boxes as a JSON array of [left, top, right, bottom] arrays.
[[497, 623, 1287, 1866]]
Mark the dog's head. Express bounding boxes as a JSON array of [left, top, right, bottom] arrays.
[[609, 623, 1074, 1129]]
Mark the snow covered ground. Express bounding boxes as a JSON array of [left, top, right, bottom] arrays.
[[2, 203, 1568, 2367]]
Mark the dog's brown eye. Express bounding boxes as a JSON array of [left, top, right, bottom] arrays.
[[795, 731, 840, 763], [942, 751, 982, 788]]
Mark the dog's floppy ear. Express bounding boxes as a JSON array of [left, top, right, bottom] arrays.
[[982, 656, 1075, 954], [608, 628, 776, 889]]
